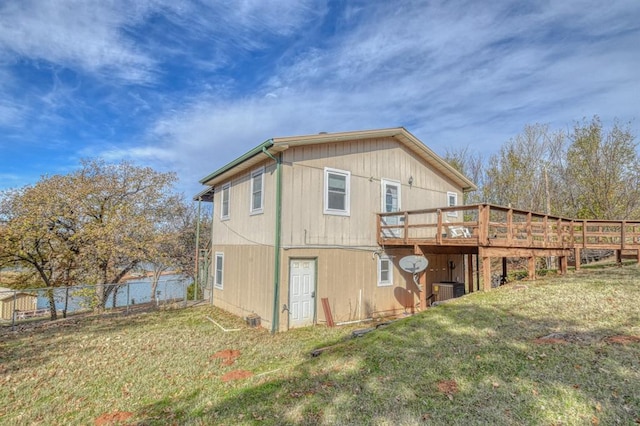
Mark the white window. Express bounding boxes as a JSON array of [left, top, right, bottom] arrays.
[[250, 168, 264, 214], [378, 255, 393, 287], [221, 183, 230, 220], [214, 252, 224, 289], [447, 192, 458, 217], [324, 168, 350, 216]]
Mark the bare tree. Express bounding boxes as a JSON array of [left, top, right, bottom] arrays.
[[563, 117, 640, 219]]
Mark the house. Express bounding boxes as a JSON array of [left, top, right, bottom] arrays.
[[196, 128, 476, 332]]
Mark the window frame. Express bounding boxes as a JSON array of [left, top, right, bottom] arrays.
[[377, 255, 393, 287], [380, 178, 402, 212], [323, 167, 351, 216], [220, 183, 231, 220], [447, 191, 458, 217], [214, 252, 224, 290], [250, 167, 264, 215]]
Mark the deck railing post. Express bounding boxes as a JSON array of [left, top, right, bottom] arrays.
[[436, 209, 443, 244], [557, 218, 562, 248], [506, 208, 513, 245], [568, 220, 574, 248], [376, 214, 381, 245], [621, 220, 626, 250], [403, 211, 409, 244], [582, 220, 587, 248], [478, 204, 489, 245]]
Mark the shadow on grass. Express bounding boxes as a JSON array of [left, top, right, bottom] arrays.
[[133, 292, 640, 425]]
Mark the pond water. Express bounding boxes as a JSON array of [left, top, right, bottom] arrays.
[[36, 274, 192, 313]]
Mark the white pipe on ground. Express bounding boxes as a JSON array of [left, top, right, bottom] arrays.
[[335, 318, 373, 326]]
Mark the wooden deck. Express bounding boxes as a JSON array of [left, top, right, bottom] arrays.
[[378, 203, 640, 292]]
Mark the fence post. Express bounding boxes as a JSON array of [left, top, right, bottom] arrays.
[[64, 286, 69, 319], [183, 281, 188, 307], [11, 290, 17, 331], [164, 280, 168, 306]]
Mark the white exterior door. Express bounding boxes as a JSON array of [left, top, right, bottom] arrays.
[[381, 179, 402, 237], [289, 259, 315, 328]]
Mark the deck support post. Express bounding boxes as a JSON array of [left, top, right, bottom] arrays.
[[528, 256, 536, 280], [414, 245, 427, 309], [636, 249, 640, 265], [575, 248, 581, 271], [466, 254, 474, 293], [502, 257, 508, 283], [480, 249, 491, 291], [616, 250, 623, 266], [559, 256, 568, 275]]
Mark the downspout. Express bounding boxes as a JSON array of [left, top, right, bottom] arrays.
[[194, 196, 202, 301], [262, 145, 282, 334]]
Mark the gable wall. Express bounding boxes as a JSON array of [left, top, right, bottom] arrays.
[[280, 137, 463, 247]]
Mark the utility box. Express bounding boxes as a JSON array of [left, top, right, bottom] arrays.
[[245, 314, 261, 328], [433, 282, 465, 302]]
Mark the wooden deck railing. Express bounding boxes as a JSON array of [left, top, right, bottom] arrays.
[[377, 203, 640, 251]]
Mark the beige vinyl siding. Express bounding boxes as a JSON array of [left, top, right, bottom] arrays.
[[280, 137, 463, 248], [278, 248, 464, 329], [211, 160, 277, 246], [210, 244, 275, 328]]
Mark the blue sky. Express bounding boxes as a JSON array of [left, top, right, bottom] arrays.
[[1, 0, 639, 197]]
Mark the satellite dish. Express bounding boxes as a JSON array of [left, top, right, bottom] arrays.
[[399, 255, 428, 274]]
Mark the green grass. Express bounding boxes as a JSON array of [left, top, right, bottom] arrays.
[[1, 267, 639, 425]]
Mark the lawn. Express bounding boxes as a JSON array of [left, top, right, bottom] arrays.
[[1, 267, 639, 425]]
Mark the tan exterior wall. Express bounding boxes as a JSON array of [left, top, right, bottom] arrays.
[[0, 293, 38, 320], [211, 160, 277, 246], [206, 135, 468, 331], [278, 248, 465, 330], [280, 137, 463, 247], [210, 244, 275, 329]]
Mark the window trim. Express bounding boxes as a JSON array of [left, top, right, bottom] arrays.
[[377, 255, 393, 287], [380, 178, 402, 212], [250, 167, 264, 215], [323, 167, 351, 216], [214, 252, 224, 290], [447, 191, 458, 217], [220, 183, 231, 220]]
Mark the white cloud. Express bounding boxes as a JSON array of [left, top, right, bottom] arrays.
[[137, 0, 640, 195], [0, 0, 322, 84], [0, 0, 157, 83], [2, 0, 638, 196]]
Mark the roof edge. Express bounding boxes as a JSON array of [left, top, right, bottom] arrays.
[[400, 129, 478, 192], [199, 139, 274, 185]]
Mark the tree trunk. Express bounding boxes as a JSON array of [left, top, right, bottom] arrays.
[[62, 286, 69, 318], [150, 270, 162, 303], [47, 288, 57, 321], [111, 285, 118, 308]]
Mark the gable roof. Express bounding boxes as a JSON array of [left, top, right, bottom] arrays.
[[197, 127, 477, 197], [0, 287, 36, 301]]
